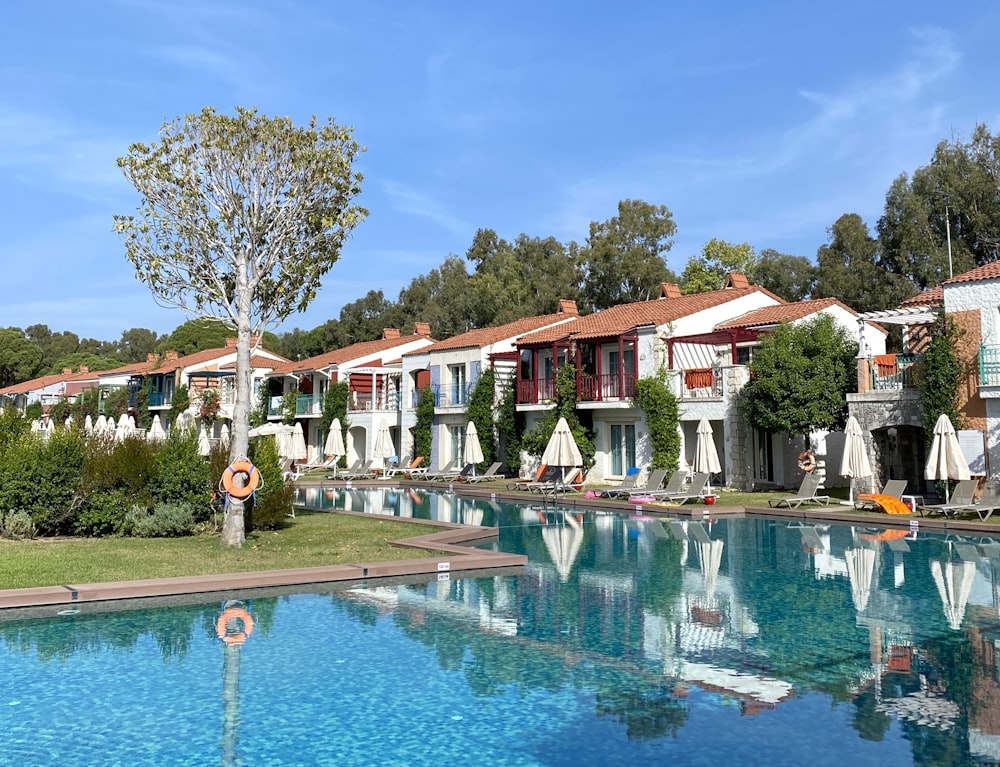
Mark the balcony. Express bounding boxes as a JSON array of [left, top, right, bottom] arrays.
[[517, 377, 555, 405], [267, 396, 284, 418], [349, 391, 400, 412], [980, 345, 1000, 390], [578, 373, 636, 402], [296, 394, 323, 416], [434, 383, 472, 408], [682, 368, 723, 399], [870, 354, 921, 390]]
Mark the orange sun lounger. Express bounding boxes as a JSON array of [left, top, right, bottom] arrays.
[[856, 493, 912, 515]]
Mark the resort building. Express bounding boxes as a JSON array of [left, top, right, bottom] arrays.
[[398, 301, 581, 470], [262, 325, 434, 465], [849, 261, 1000, 492]]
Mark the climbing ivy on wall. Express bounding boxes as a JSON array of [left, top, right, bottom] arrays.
[[466, 367, 495, 467], [918, 315, 965, 445], [634, 372, 681, 471], [414, 385, 435, 462]]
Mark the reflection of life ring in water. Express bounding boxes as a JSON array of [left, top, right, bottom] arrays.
[[221, 460, 261, 499], [798, 451, 817, 473], [216, 607, 254, 646]]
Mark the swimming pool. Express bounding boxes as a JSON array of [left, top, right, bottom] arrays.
[[1, 487, 998, 766]]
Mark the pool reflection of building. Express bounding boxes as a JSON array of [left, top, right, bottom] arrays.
[[304, 489, 1000, 751]]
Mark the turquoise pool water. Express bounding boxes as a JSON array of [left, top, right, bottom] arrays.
[[1, 487, 998, 766]]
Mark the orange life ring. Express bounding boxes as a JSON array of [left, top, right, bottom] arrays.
[[222, 460, 261, 499], [216, 607, 254, 645], [798, 451, 817, 473]]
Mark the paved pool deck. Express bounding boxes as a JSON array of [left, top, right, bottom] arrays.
[[2, 478, 995, 612]]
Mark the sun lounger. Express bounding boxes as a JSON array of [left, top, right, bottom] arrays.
[[509, 464, 558, 491], [432, 463, 474, 482], [292, 455, 340, 479], [920, 480, 992, 520], [629, 469, 681, 500], [420, 461, 459, 480], [339, 459, 376, 480], [855, 479, 912, 514], [463, 462, 503, 483], [768, 474, 831, 509], [384, 456, 426, 478], [647, 472, 711, 505], [329, 459, 362, 480], [599, 470, 641, 498], [529, 469, 582, 495]]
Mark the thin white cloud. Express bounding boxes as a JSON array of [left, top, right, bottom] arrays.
[[382, 181, 469, 235]]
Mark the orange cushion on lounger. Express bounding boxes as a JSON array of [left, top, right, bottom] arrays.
[[857, 493, 912, 515]]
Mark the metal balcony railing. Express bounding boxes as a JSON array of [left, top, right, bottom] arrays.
[[517, 378, 555, 405], [870, 354, 921, 390], [348, 392, 401, 412], [681, 368, 723, 398], [981, 344, 1000, 387]]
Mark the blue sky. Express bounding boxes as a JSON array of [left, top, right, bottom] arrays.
[[1, 1, 997, 342]]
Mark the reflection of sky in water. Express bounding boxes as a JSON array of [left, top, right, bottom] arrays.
[[1, 492, 998, 766]]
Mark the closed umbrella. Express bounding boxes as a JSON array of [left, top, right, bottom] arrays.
[[94, 414, 108, 434], [693, 417, 722, 494], [324, 418, 346, 477], [291, 422, 308, 461], [219, 423, 230, 448], [147, 414, 167, 442], [541, 417, 582, 484], [197, 424, 211, 456], [372, 419, 395, 472], [174, 410, 195, 433], [930, 557, 976, 631], [64, 416, 74, 430], [83, 414, 93, 434], [464, 421, 484, 476], [839, 415, 872, 504], [925, 414, 970, 502]]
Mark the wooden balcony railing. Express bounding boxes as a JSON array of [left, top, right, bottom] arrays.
[[517, 378, 555, 405], [578, 373, 636, 401]]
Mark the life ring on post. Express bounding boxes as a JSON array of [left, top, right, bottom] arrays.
[[216, 607, 254, 646], [221, 459, 261, 499], [798, 451, 817, 473]]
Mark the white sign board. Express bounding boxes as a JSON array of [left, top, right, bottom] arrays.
[[957, 430, 987, 474]]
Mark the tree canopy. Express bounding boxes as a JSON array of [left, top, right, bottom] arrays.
[[740, 314, 858, 442], [115, 106, 366, 546], [681, 239, 757, 294]]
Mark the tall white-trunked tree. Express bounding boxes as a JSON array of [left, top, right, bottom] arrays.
[[115, 107, 366, 546]]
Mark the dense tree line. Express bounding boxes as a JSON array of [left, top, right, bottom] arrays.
[[4, 124, 996, 387]]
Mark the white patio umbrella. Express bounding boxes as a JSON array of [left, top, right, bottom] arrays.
[[930, 557, 976, 631], [174, 410, 195, 433], [372, 419, 395, 472], [30, 419, 42, 434], [541, 511, 584, 582], [146, 414, 167, 442], [464, 421, 484, 476], [839, 415, 873, 505], [925, 414, 971, 502], [116, 413, 132, 441], [219, 423, 230, 448], [197, 424, 211, 457], [290, 422, 308, 461], [845, 543, 878, 614], [83, 414, 93, 434], [693, 417, 722, 494], [248, 422, 294, 438], [541, 417, 582, 484], [94, 414, 108, 434], [324, 418, 346, 477], [64, 415, 74, 430]]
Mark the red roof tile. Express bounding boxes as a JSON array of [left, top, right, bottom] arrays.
[[900, 286, 943, 307], [417, 311, 578, 353], [943, 261, 1000, 285], [517, 286, 782, 344], [269, 333, 435, 375], [0, 370, 77, 395], [715, 298, 849, 329]]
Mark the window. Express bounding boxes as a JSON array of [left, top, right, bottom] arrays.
[[450, 424, 465, 465], [610, 423, 637, 476], [754, 429, 774, 482], [736, 346, 755, 365], [449, 364, 466, 405]]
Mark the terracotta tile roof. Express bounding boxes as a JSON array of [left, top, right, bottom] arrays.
[[417, 311, 579, 353], [943, 261, 1000, 285], [900, 286, 943, 307], [97, 359, 161, 378], [517, 286, 781, 344], [269, 333, 435, 375], [715, 298, 849, 329], [0, 370, 77, 395], [219, 354, 289, 370]]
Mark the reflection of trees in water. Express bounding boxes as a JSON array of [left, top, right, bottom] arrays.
[[595, 683, 688, 740], [851, 686, 891, 742]]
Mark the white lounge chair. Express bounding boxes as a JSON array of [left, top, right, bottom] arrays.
[[768, 474, 831, 509]]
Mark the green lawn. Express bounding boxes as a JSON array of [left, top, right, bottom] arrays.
[[0, 511, 438, 590]]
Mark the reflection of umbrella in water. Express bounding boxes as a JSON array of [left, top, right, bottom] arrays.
[[464, 421, 484, 476], [930, 557, 975, 630], [540, 510, 584, 581], [925, 413, 970, 502], [840, 415, 872, 504], [845, 542, 878, 613], [693, 417, 722, 494], [541, 417, 582, 484], [695, 535, 725, 601]]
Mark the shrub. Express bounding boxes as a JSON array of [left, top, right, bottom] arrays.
[[24, 402, 43, 420], [169, 385, 191, 426], [2, 510, 36, 540], [130, 502, 195, 537], [154, 428, 211, 517], [0, 429, 86, 536], [102, 386, 130, 421], [76, 489, 136, 537], [0, 406, 30, 454], [247, 434, 293, 530], [198, 387, 221, 426], [80, 433, 157, 506]]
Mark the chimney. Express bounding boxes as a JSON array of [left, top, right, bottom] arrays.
[[724, 272, 750, 289], [414, 322, 431, 336], [382, 328, 401, 340], [79, 366, 89, 374], [165, 351, 179, 362], [557, 299, 579, 316], [62, 367, 72, 375], [147, 353, 159, 363], [225, 338, 237, 348], [659, 283, 682, 299]]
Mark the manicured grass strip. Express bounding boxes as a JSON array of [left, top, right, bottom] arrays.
[[0, 511, 439, 590]]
